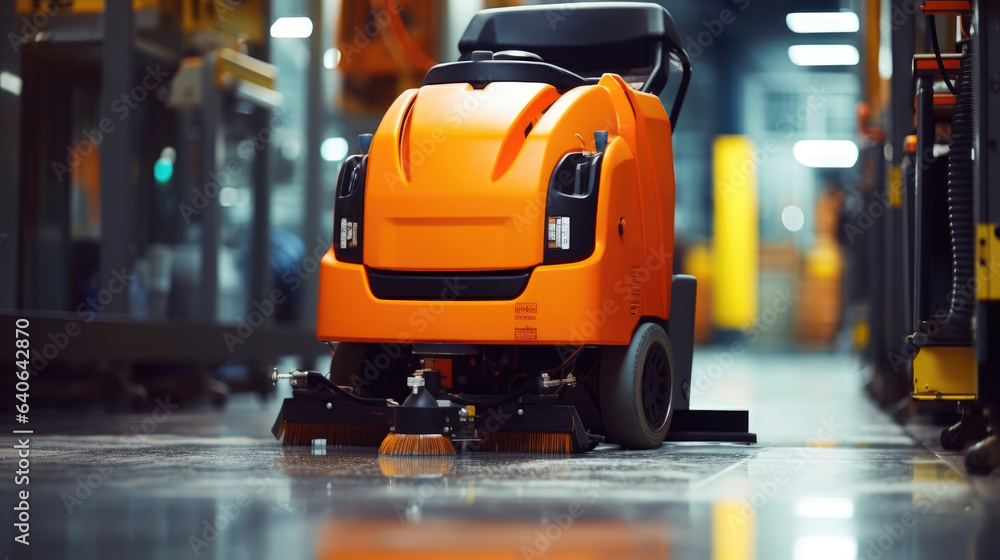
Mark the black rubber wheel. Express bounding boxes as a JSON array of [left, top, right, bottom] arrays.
[[599, 322, 674, 449], [965, 444, 994, 476], [941, 426, 965, 451]]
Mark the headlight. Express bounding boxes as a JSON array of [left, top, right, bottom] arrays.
[[333, 136, 371, 263], [543, 143, 604, 264]]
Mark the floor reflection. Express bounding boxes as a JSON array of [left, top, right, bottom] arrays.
[[2, 352, 998, 559]]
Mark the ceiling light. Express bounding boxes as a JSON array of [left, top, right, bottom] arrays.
[[788, 45, 860, 66], [793, 140, 859, 168], [781, 206, 805, 233], [786, 12, 859, 33], [270, 17, 313, 39], [321, 137, 350, 162], [1, 71, 22, 96], [323, 48, 342, 69], [793, 497, 855, 518], [793, 537, 857, 560]]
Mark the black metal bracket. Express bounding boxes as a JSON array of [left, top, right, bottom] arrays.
[[274, 381, 751, 449], [271, 396, 391, 439], [664, 410, 756, 444]]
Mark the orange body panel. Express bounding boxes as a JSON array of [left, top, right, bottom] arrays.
[[317, 75, 676, 345]]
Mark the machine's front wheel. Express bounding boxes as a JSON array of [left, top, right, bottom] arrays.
[[599, 322, 674, 449]]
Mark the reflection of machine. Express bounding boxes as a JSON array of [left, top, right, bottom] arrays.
[[273, 3, 753, 453]]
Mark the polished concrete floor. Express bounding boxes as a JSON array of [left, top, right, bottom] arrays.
[[2, 351, 999, 559]]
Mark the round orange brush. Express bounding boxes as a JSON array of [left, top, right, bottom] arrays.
[[378, 373, 455, 456]]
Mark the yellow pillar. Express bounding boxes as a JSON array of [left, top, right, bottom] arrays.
[[712, 136, 759, 330]]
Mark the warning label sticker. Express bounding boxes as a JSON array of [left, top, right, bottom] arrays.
[[340, 218, 359, 249], [547, 217, 570, 250], [514, 327, 538, 341], [514, 302, 538, 321], [628, 266, 641, 315]]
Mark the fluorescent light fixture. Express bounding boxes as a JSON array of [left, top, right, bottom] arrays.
[[219, 186, 239, 207], [878, 44, 893, 79], [793, 537, 857, 560], [793, 497, 855, 519], [793, 140, 859, 168], [321, 137, 350, 162], [1, 71, 22, 96], [323, 48, 342, 69], [788, 45, 860, 66], [781, 205, 805, 233], [270, 17, 313, 38], [786, 12, 859, 33]]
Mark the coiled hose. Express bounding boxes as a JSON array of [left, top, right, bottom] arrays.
[[943, 39, 975, 335]]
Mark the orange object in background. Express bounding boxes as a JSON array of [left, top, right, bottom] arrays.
[[316, 73, 678, 346], [337, 0, 440, 112], [16, 0, 158, 14], [317, 520, 669, 560], [16, 0, 267, 45], [70, 140, 101, 239], [684, 242, 714, 344], [796, 187, 846, 346]]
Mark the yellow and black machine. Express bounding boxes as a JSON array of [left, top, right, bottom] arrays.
[[859, 0, 1000, 474], [271, 2, 753, 455]]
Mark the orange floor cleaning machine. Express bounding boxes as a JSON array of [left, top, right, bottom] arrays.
[[272, 2, 754, 455]]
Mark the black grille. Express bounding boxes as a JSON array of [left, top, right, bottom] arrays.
[[367, 269, 532, 301]]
